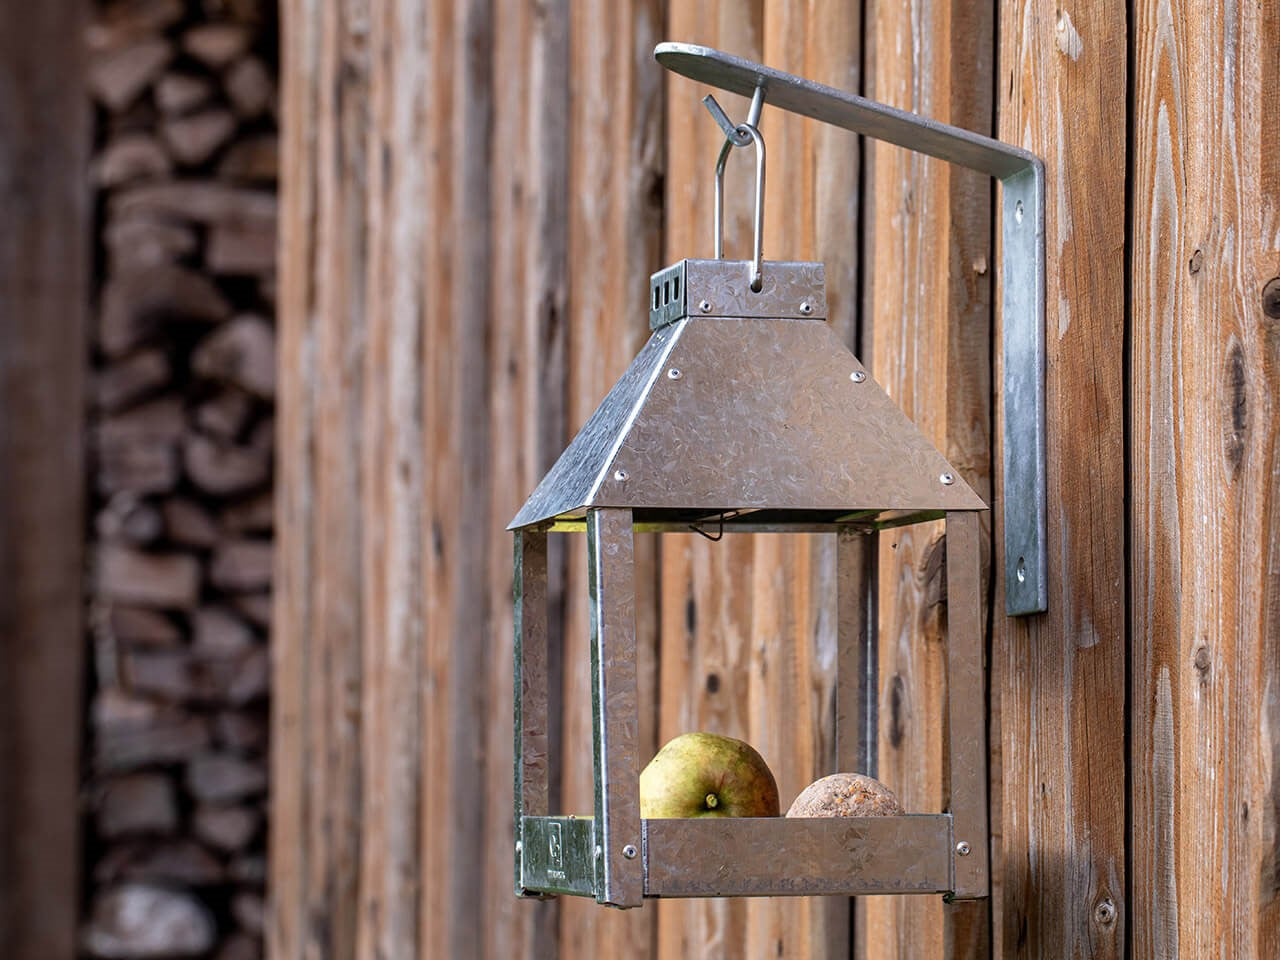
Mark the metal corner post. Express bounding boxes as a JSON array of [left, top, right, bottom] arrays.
[[586, 509, 644, 906], [655, 42, 1048, 616]]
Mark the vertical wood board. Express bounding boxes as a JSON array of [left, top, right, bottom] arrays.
[[995, 0, 1127, 955], [0, 1, 89, 958], [1130, 0, 1280, 953], [861, 0, 993, 954]]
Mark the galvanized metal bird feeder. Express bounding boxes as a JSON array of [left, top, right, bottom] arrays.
[[510, 43, 1045, 907]]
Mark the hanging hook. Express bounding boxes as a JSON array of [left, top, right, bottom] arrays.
[[714, 122, 766, 292]]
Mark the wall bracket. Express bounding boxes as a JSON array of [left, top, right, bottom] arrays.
[[655, 41, 1047, 616]]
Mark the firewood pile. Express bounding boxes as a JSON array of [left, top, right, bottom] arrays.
[[82, 2, 277, 957]]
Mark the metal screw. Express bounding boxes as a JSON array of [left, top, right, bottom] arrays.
[[1262, 278, 1280, 319], [1016, 557, 1027, 583], [799, 301, 813, 315], [594, 844, 603, 859], [955, 841, 971, 857], [699, 299, 712, 313], [1014, 200, 1024, 224], [622, 844, 638, 860], [940, 472, 955, 485], [515, 841, 523, 856], [667, 367, 683, 380], [613, 469, 629, 482], [850, 371, 866, 383]]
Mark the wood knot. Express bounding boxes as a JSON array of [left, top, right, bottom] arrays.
[[887, 674, 906, 749], [1193, 644, 1212, 675], [1263, 277, 1280, 319], [1093, 898, 1117, 927], [1189, 249, 1203, 274], [1223, 340, 1247, 474]]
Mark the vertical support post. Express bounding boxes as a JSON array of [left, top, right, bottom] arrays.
[[836, 527, 878, 776], [514, 529, 551, 896], [587, 508, 643, 907], [944, 511, 989, 898]]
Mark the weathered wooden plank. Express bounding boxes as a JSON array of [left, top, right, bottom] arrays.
[[656, 4, 763, 955], [654, 4, 861, 957], [270, 3, 317, 958], [995, 0, 1127, 955], [0, 1, 88, 957], [273, 2, 371, 959], [559, 0, 664, 955], [1130, 0, 1280, 954], [860, 0, 993, 954], [484, 1, 563, 957]]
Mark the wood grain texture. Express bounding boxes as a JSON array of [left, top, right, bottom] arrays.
[[995, 0, 1127, 956], [861, 0, 992, 954], [0, 1, 88, 957], [656, 2, 763, 956], [656, 4, 860, 957], [559, 0, 664, 955], [1130, 0, 1280, 954], [272, 1, 369, 958], [485, 1, 562, 957]]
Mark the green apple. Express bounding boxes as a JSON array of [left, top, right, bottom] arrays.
[[639, 732, 780, 818]]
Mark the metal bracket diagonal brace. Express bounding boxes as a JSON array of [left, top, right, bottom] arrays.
[[655, 41, 1047, 616]]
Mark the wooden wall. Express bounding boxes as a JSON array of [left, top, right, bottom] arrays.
[[272, 1, 1280, 958], [0, 2, 89, 959]]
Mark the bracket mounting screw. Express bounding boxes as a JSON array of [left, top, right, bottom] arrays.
[[955, 841, 971, 857], [940, 472, 955, 485], [622, 844, 638, 860], [699, 300, 712, 313]]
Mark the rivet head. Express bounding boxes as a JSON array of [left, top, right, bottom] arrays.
[[955, 841, 971, 857], [515, 841, 523, 855], [667, 367, 682, 380], [613, 469, 629, 482], [1262, 277, 1280, 319], [799, 301, 813, 315], [698, 299, 712, 313], [850, 370, 866, 383], [594, 844, 603, 859], [940, 472, 955, 485], [622, 844, 638, 860], [1014, 200, 1024, 224]]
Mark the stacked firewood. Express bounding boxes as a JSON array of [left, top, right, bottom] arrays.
[[82, 2, 277, 958]]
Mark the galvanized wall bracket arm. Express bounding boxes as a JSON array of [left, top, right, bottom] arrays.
[[655, 41, 1047, 616]]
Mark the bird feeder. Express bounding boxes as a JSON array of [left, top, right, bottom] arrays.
[[510, 43, 1045, 907]]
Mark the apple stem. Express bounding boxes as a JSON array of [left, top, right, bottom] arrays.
[[705, 793, 718, 809]]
